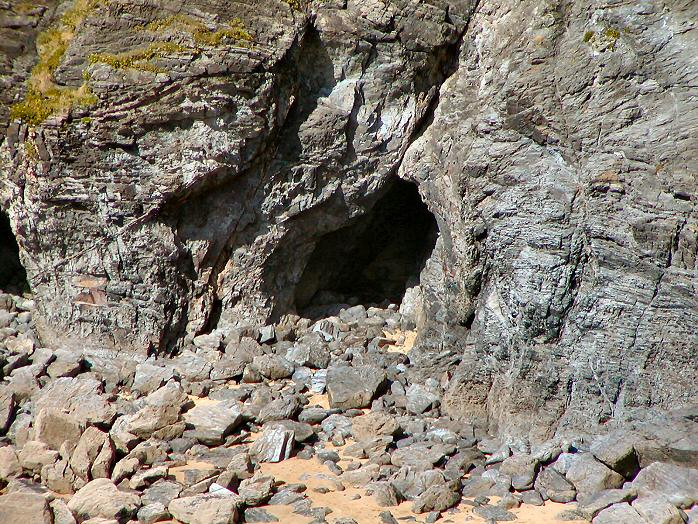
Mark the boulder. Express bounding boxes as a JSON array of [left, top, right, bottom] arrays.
[[592, 502, 645, 524], [67, 478, 140, 522], [630, 461, 698, 507], [168, 493, 240, 524], [33, 408, 82, 452], [250, 427, 295, 463], [0, 492, 52, 524], [351, 412, 400, 442], [183, 402, 242, 445], [33, 377, 116, 426], [565, 453, 625, 496], [632, 496, 686, 524], [326, 366, 386, 409], [69, 427, 114, 482], [534, 467, 577, 503]]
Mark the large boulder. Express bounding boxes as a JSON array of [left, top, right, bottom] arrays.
[[326, 366, 387, 410], [0, 492, 52, 524], [67, 478, 141, 522]]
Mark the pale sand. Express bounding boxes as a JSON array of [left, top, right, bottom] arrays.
[[259, 445, 586, 524]]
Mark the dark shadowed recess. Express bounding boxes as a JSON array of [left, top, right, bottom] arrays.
[[0, 211, 28, 293], [294, 179, 438, 317]]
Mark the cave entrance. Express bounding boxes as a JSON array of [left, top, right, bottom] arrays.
[[294, 178, 438, 317], [0, 211, 28, 294]]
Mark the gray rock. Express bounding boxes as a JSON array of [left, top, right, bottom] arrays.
[[411, 481, 461, 513], [50, 498, 77, 524], [565, 453, 625, 496], [0, 446, 21, 481], [473, 505, 517, 521], [137, 502, 170, 524], [368, 481, 401, 507], [183, 402, 242, 445], [632, 496, 686, 524], [326, 366, 387, 410], [250, 427, 295, 463], [405, 384, 440, 415], [592, 502, 645, 524], [499, 454, 539, 491], [238, 475, 274, 505], [590, 432, 640, 478], [33, 377, 116, 426], [33, 408, 82, 452], [251, 355, 295, 380], [0, 387, 15, 434], [577, 488, 638, 520], [257, 396, 301, 424], [132, 362, 176, 396], [630, 462, 698, 507], [535, 467, 577, 503], [142, 480, 183, 507], [285, 340, 330, 369], [391, 444, 447, 470], [243, 507, 279, 522]]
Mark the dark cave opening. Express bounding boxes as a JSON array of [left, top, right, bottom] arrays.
[[0, 211, 28, 294], [294, 179, 438, 316]]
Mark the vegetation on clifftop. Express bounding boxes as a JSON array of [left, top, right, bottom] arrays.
[[10, 0, 103, 125]]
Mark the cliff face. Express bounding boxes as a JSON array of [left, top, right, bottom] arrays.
[[1, 0, 696, 440]]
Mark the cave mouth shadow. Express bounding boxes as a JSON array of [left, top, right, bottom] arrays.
[[0, 211, 28, 294], [294, 178, 438, 319]]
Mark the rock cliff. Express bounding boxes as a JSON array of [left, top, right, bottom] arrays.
[[1, 0, 697, 440]]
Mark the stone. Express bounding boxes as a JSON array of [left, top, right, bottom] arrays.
[[326, 366, 387, 410], [168, 493, 240, 524], [405, 384, 440, 415], [137, 502, 170, 524], [592, 502, 645, 524], [0, 387, 16, 434], [50, 498, 78, 524], [251, 355, 295, 380], [590, 432, 640, 478], [368, 481, 401, 507], [535, 467, 577, 503], [0, 446, 21, 481], [351, 412, 400, 442], [412, 481, 461, 513], [130, 466, 169, 490], [499, 454, 539, 491], [18, 440, 59, 475], [67, 479, 141, 522], [132, 362, 176, 396], [257, 396, 302, 424], [183, 402, 242, 445], [565, 453, 624, 496], [630, 462, 698, 506], [46, 349, 84, 379], [472, 505, 517, 521], [250, 427, 295, 463], [33, 377, 116, 426], [142, 480, 183, 507], [285, 340, 331, 369], [69, 426, 114, 482], [238, 475, 274, 505], [0, 492, 52, 524], [632, 496, 686, 524], [243, 507, 279, 522], [391, 444, 447, 470], [577, 488, 638, 520], [33, 408, 82, 452]]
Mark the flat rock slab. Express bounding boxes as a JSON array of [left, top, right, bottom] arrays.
[[326, 365, 386, 409], [592, 502, 645, 524], [67, 478, 140, 522], [630, 461, 698, 506], [183, 402, 242, 445], [168, 493, 240, 524], [0, 492, 52, 524], [250, 427, 295, 463], [473, 505, 517, 521]]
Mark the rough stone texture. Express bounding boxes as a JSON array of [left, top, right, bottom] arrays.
[[0, 492, 52, 524], [183, 401, 242, 445], [326, 366, 387, 409], [168, 493, 240, 524], [249, 427, 295, 463], [592, 502, 646, 524], [630, 461, 698, 505], [0, 0, 697, 445], [67, 478, 141, 522]]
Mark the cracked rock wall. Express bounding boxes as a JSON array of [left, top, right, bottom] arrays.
[[1, 0, 697, 440]]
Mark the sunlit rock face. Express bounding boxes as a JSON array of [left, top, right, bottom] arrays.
[[1, 0, 696, 440]]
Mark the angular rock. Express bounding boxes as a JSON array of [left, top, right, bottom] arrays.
[[137, 502, 170, 524], [0, 492, 52, 524], [243, 507, 279, 522], [499, 454, 539, 491], [168, 493, 240, 524], [577, 488, 638, 520], [257, 396, 301, 424], [630, 461, 698, 506], [67, 478, 141, 522], [33, 408, 82, 452], [33, 377, 116, 426], [412, 481, 461, 513], [18, 440, 59, 475], [132, 362, 176, 396], [590, 432, 640, 478], [251, 355, 295, 380], [351, 412, 400, 442], [632, 496, 686, 524], [326, 366, 387, 410], [565, 453, 624, 496], [405, 384, 440, 415], [250, 427, 295, 463], [473, 505, 517, 522], [50, 498, 78, 524], [592, 502, 645, 524], [0, 387, 15, 434], [238, 475, 274, 506], [535, 467, 577, 503], [69, 427, 114, 482], [183, 402, 242, 445]]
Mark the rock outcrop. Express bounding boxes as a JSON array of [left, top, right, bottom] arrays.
[[0, 0, 697, 442]]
